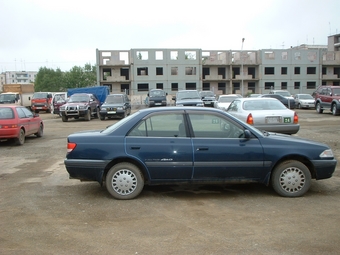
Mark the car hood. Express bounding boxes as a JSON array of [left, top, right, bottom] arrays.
[[299, 99, 315, 103], [263, 131, 328, 147], [202, 96, 216, 100], [64, 102, 88, 106], [217, 102, 232, 107], [176, 98, 202, 104]]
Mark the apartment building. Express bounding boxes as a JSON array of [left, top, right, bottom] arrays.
[[1, 71, 37, 86], [96, 35, 340, 100]]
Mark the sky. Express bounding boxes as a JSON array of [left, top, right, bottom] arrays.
[[1, 0, 339, 72]]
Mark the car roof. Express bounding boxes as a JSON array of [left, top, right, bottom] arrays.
[[137, 106, 225, 114], [233, 97, 278, 101]]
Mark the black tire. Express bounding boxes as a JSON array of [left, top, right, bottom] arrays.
[[14, 129, 25, 145], [85, 109, 91, 121], [297, 103, 301, 109], [271, 160, 311, 197], [331, 104, 339, 116], [122, 111, 127, 118], [94, 108, 100, 119], [316, 102, 323, 113], [35, 124, 43, 137], [62, 115, 68, 122], [105, 163, 144, 200], [100, 115, 105, 121]]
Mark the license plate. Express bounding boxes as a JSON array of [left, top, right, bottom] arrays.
[[108, 111, 116, 114], [155, 103, 161, 105], [266, 116, 281, 124], [283, 117, 291, 123], [36, 107, 42, 109]]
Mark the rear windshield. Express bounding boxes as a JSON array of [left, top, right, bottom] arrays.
[[0, 107, 14, 119]]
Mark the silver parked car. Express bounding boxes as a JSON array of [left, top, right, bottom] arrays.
[[294, 94, 315, 109], [227, 97, 300, 134], [214, 94, 240, 110]]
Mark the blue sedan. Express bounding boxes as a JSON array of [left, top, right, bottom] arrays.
[[64, 107, 336, 199]]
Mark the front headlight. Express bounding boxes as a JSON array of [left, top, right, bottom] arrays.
[[197, 103, 204, 107], [79, 105, 86, 110], [320, 149, 334, 158], [60, 106, 65, 111], [117, 107, 123, 110], [101, 107, 107, 111]]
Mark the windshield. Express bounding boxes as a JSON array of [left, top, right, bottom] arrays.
[[299, 94, 313, 99], [149, 90, 166, 97], [200, 91, 214, 97], [33, 92, 48, 99], [177, 91, 200, 100], [68, 95, 89, 103], [219, 96, 237, 102], [105, 96, 123, 104], [0, 94, 16, 102], [275, 91, 291, 97]]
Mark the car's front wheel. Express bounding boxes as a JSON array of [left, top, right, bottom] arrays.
[[105, 163, 144, 200], [316, 102, 323, 113], [85, 109, 91, 121], [271, 160, 311, 197]]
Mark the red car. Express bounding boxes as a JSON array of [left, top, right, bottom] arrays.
[[0, 105, 44, 145]]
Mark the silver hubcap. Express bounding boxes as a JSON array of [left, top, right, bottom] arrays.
[[279, 167, 305, 193], [112, 169, 137, 195]]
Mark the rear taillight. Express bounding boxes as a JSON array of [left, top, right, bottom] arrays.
[[294, 112, 298, 124], [0, 124, 17, 129], [67, 142, 77, 153], [246, 113, 254, 125]]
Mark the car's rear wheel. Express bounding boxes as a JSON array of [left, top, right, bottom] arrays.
[[106, 163, 144, 200], [94, 108, 100, 118], [100, 115, 105, 120], [35, 124, 43, 137], [316, 102, 323, 113], [271, 160, 311, 197], [14, 129, 25, 145]]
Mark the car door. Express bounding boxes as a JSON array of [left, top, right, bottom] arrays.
[[125, 111, 193, 180], [187, 111, 267, 181], [15, 107, 33, 134]]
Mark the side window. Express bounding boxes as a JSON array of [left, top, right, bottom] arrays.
[[128, 113, 185, 137], [188, 113, 244, 138], [16, 108, 27, 118], [21, 107, 33, 117]]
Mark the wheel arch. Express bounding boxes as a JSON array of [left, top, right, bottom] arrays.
[[269, 155, 316, 182], [102, 157, 150, 185]]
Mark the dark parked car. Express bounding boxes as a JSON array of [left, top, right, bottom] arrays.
[[99, 94, 131, 120], [59, 93, 100, 122], [172, 90, 204, 107], [260, 94, 295, 109], [199, 91, 216, 107], [147, 89, 167, 107], [0, 105, 43, 145], [64, 107, 336, 200]]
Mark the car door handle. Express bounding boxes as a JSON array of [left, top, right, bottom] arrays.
[[130, 146, 140, 150], [196, 147, 208, 151]]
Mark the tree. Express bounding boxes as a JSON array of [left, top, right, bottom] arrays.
[[34, 67, 64, 92], [34, 64, 97, 91]]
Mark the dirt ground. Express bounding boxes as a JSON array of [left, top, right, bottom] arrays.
[[1, 109, 340, 255]]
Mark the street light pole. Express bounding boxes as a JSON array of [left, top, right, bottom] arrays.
[[241, 38, 245, 96]]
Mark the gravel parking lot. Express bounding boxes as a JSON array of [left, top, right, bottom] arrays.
[[1, 108, 340, 255]]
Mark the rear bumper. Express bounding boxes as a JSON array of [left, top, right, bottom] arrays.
[[254, 124, 300, 135]]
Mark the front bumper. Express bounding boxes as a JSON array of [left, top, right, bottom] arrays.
[[311, 159, 337, 180]]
